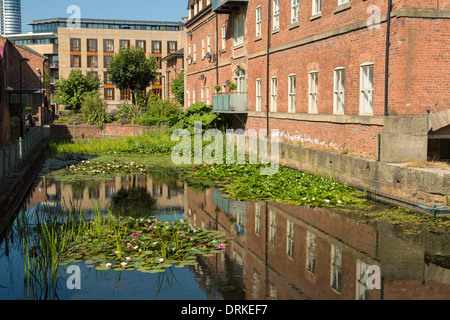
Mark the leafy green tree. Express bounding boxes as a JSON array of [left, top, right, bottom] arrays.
[[107, 46, 157, 106], [54, 70, 102, 111], [170, 70, 184, 106]]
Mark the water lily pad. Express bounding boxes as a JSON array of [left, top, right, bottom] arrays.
[[95, 266, 111, 271]]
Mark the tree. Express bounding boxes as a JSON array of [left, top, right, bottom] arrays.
[[170, 70, 184, 106], [107, 46, 158, 106], [80, 92, 109, 130], [54, 70, 102, 111]]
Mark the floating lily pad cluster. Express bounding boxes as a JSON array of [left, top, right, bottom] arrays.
[[65, 160, 151, 176], [59, 215, 228, 273], [188, 163, 365, 207]]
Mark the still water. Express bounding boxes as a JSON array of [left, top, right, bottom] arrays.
[[0, 168, 449, 300]]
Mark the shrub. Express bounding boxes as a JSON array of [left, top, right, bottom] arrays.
[[169, 102, 227, 134], [80, 92, 109, 130]]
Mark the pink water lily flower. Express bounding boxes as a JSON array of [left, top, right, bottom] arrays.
[[158, 258, 164, 264], [132, 233, 139, 237], [218, 244, 225, 250], [127, 243, 132, 248]]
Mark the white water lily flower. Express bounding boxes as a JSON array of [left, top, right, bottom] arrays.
[[337, 200, 342, 204], [302, 197, 307, 200], [158, 258, 164, 264], [105, 263, 112, 268], [121, 262, 127, 267], [324, 199, 330, 203], [126, 257, 131, 261]]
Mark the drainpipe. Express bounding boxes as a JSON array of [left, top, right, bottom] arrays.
[[265, 0, 272, 137], [384, 0, 392, 117], [216, 13, 219, 85]]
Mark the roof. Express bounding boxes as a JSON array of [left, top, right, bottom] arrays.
[[161, 48, 184, 62], [29, 17, 183, 27]]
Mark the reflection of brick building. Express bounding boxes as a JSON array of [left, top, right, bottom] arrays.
[[185, 186, 450, 300]]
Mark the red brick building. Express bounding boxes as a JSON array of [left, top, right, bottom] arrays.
[[162, 48, 184, 101], [0, 36, 49, 146], [184, 0, 450, 162]]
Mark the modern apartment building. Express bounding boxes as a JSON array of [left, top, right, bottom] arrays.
[[0, 0, 22, 36], [8, 17, 185, 107], [184, 0, 450, 162]]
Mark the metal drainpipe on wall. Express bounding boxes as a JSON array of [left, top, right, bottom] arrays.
[[384, 0, 392, 117], [265, 0, 272, 138]]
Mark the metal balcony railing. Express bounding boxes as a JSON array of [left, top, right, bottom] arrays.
[[213, 92, 248, 113]]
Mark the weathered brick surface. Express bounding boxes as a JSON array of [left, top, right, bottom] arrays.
[[184, 0, 450, 157]]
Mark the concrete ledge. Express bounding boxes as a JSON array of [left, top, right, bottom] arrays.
[[277, 142, 450, 206]]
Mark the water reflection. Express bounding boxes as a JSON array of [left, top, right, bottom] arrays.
[[185, 187, 450, 300], [2, 173, 450, 300]]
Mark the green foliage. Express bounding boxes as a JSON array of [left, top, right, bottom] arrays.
[[107, 46, 157, 105], [80, 92, 109, 130], [114, 102, 144, 125], [10, 116, 21, 128], [214, 85, 221, 92], [53, 118, 69, 123], [169, 71, 185, 106], [229, 82, 237, 91], [54, 70, 102, 111], [137, 97, 182, 126], [56, 109, 75, 117], [170, 102, 226, 134]]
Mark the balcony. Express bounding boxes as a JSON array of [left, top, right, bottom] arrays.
[[212, 0, 249, 13], [213, 92, 248, 113]]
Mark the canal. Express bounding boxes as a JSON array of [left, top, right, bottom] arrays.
[[0, 156, 449, 300]]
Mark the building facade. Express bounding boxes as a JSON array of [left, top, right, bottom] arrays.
[[8, 18, 185, 108], [184, 0, 450, 162], [0, 0, 21, 36]]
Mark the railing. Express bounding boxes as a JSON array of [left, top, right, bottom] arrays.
[[212, 0, 249, 12], [1, 126, 45, 184], [213, 92, 249, 113]]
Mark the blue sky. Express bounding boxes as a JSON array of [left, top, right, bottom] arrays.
[[21, 0, 188, 32]]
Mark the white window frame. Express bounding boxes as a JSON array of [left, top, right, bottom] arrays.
[[199, 0, 203, 11], [360, 62, 374, 115], [207, 34, 211, 54], [256, 6, 262, 37], [273, 0, 280, 30], [306, 231, 316, 275], [222, 83, 226, 93], [312, 0, 322, 15], [338, 0, 349, 5], [330, 245, 343, 293], [201, 86, 204, 102], [270, 76, 277, 112], [356, 261, 370, 300], [192, 88, 196, 103], [193, 42, 197, 63], [292, 0, 300, 23], [235, 68, 246, 93], [288, 74, 296, 113], [256, 78, 262, 111], [234, 13, 246, 46], [286, 220, 294, 258], [206, 86, 210, 105], [221, 24, 226, 50], [269, 210, 276, 245], [187, 89, 191, 107], [309, 71, 318, 114], [333, 67, 345, 115], [188, 44, 192, 64], [202, 37, 205, 58]]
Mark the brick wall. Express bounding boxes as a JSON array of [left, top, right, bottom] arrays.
[[50, 123, 166, 140]]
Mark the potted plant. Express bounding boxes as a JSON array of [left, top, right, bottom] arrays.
[[214, 84, 221, 93], [229, 82, 237, 91]]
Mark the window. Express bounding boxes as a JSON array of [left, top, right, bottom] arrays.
[[234, 13, 245, 46], [104, 88, 115, 100], [288, 74, 296, 113], [87, 39, 97, 52], [120, 88, 131, 100], [168, 41, 177, 54], [255, 203, 261, 235], [70, 55, 81, 67], [356, 261, 370, 300], [269, 210, 276, 245], [256, 6, 262, 37], [331, 245, 343, 293], [136, 40, 146, 52], [120, 40, 130, 49], [306, 231, 316, 274], [104, 39, 114, 52], [104, 72, 112, 85], [256, 79, 262, 111], [222, 24, 226, 50], [155, 57, 162, 69], [70, 38, 81, 51], [193, 42, 197, 62], [338, 0, 349, 4], [334, 67, 345, 114], [152, 41, 161, 54], [292, 0, 300, 23], [234, 68, 246, 93], [286, 221, 294, 258], [360, 63, 374, 115], [313, 0, 322, 15], [188, 44, 192, 63], [192, 88, 196, 103], [273, 0, 280, 30], [270, 76, 277, 112], [187, 89, 191, 106], [87, 55, 98, 68], [206, 86, 210, 105], [201, 86, 205, 102], [207, 34, 211, 54], [309, 71, 318, 113], [104, 55, 113, 68], [202, 37, 205, 58]]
